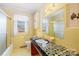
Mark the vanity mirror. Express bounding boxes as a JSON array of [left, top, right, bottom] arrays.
[[43, 8, 64, 39]]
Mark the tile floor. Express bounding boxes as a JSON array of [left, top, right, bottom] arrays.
[[11, 47, 31, 56]]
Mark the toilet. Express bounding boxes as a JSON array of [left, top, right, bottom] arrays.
[[25, 41, 31, 49]]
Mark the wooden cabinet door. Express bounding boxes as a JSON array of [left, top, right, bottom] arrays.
[[31, 43, 39, 56]]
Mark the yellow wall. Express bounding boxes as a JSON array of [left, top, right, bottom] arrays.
[[34, 12, 41, 36], [6, 17, 13, 47], [28, 15, 34, 39]]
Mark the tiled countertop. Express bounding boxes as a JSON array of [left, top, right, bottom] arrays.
[[39, 42, 78, 56], [32, 37, 79, 56]]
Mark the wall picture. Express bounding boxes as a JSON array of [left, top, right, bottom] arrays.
[[17, 21, 25, 32], [68, 4, 79, 27]]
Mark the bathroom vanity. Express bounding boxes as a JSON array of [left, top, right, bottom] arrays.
[[31, 37, 79, 56]]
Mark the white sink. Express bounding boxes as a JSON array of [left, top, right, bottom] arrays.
[[42, 43, 48, 48], [35, 39, 48, 44], [35, 39, 48, 48]]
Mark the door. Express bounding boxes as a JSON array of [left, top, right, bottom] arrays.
[[0, 12, 7, 55]]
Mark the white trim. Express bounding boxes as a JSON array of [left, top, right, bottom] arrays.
[[2, 44, 13, 56]]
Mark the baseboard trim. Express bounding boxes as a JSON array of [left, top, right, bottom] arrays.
[[2, 44, 13, 56]]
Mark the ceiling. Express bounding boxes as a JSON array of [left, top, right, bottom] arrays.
[[0, 3, 46, 15]]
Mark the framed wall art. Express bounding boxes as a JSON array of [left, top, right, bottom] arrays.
[[17, 21, 25, 32]]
